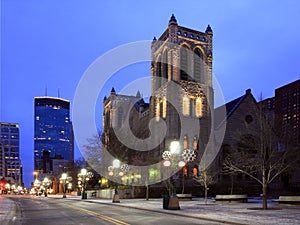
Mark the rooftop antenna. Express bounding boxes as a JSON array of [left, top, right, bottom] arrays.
[[45, 86, 48, 96], [58, 88, 60, 98]]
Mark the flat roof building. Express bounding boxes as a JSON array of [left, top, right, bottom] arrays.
[[0, 122, 23, 185], [34, 96, 74, 176]]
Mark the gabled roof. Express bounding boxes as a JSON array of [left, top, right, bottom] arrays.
[[215, 89, 256, 129], [134, 98, 150, 112]]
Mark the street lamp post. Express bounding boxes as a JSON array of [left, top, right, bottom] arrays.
[[81, 168, 87, 199], [33, 179, 41, 196], [33, 171, 38, 180], [161, 140, 187, 210], [42, 177, 51, 197], [60, 173, 67, 198], [112, 159, 120, 203], [108, 159, 129, 203], [78, 168, 94, 200], [161, 139, 197, 210]]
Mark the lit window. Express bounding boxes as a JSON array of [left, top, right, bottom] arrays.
[[183, 166, 188, 176], [36, 116, 40, 120], [193, 137, 198, 150], [162, 98, 167, 118], [156, 102, 160, 121], [195, 98, 202, 117], [183, 135, 188, 149], [193, 167, 198, 176], [182, 96, 190, 116]]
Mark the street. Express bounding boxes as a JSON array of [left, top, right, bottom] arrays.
[[5, 195, 220, 225]]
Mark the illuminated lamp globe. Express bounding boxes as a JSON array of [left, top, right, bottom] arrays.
[[170, 140, 180, 154], [163, 160, 171, 167], [178, 161, 186, 167], [113, 159, 121, 168]]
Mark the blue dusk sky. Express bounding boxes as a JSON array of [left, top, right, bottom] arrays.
[[1, 0, 300, 187]]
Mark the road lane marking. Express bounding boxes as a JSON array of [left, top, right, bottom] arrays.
[[59, 202, 130, 225]]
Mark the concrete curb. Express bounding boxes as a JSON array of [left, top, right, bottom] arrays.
[[49, 196, 249, 225], [1, 198, 18, 225]]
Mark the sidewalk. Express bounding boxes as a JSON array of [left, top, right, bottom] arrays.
[[49, 195, 300, 225], [0, 195, 17, 225]]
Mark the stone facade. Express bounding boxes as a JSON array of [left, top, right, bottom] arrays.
[[102, 15, 214, 195], [101, 16, 299, 197]]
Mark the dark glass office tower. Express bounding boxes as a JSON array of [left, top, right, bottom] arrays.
[[34, 97, 74, 174], [0, 122, 23, 185]]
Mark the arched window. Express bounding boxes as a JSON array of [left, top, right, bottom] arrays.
[[183, 135, 188, 150], [162, 50, 168, 80], [195, 98, 203, 118], [180, 46, 189, 81], [194, 48, 203, 83], [193, 166, 198, 177], [105, 109, 111, 128], [237, 134, 257, 154], [193, 136, 198, 151], [183, 166, 188, 177], [182, 96, 190, 116], [156, 56, 162, 89], [162, 98, 167, 118], [117, 107, 123, 128], [156, 101, 160, 121]]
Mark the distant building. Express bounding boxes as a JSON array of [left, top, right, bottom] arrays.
[[260, 79, 300, 189], [0, 122, 23, 185], [34, 97, 74, 177], [274, 79, 300, 148], [0, 142, 5, 178], [260, 97, 275, 126]]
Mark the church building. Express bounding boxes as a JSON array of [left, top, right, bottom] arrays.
[[102, 15, 214, 195]]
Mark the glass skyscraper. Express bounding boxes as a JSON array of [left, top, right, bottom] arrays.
[[0, 122, 22, 185], [34, 97, 74, 174]]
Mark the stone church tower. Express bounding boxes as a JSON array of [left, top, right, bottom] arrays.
[[102, 15, 214, 193], [150, 14, 214, 172]]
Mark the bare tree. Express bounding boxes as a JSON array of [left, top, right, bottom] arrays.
[[223, 102, 298, 210], [194, 169, 215, 204], [83, 133, 103, 165], [79, 133, 104, 189]]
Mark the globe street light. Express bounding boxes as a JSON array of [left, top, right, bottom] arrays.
[[170, 140, 180, 154], [33, 171, 38, 180], [33, 179, 41, 196], [108, 159, 129, 203], [161, 140, 186, 210], [78, 168, 93, 200], [112, 159, 120, 203], [42, 177, 51, 197], [67, 183, 73, 192], [60, 173, 67, 198]]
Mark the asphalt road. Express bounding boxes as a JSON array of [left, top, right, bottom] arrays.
[[6, 195, 220, 225]]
